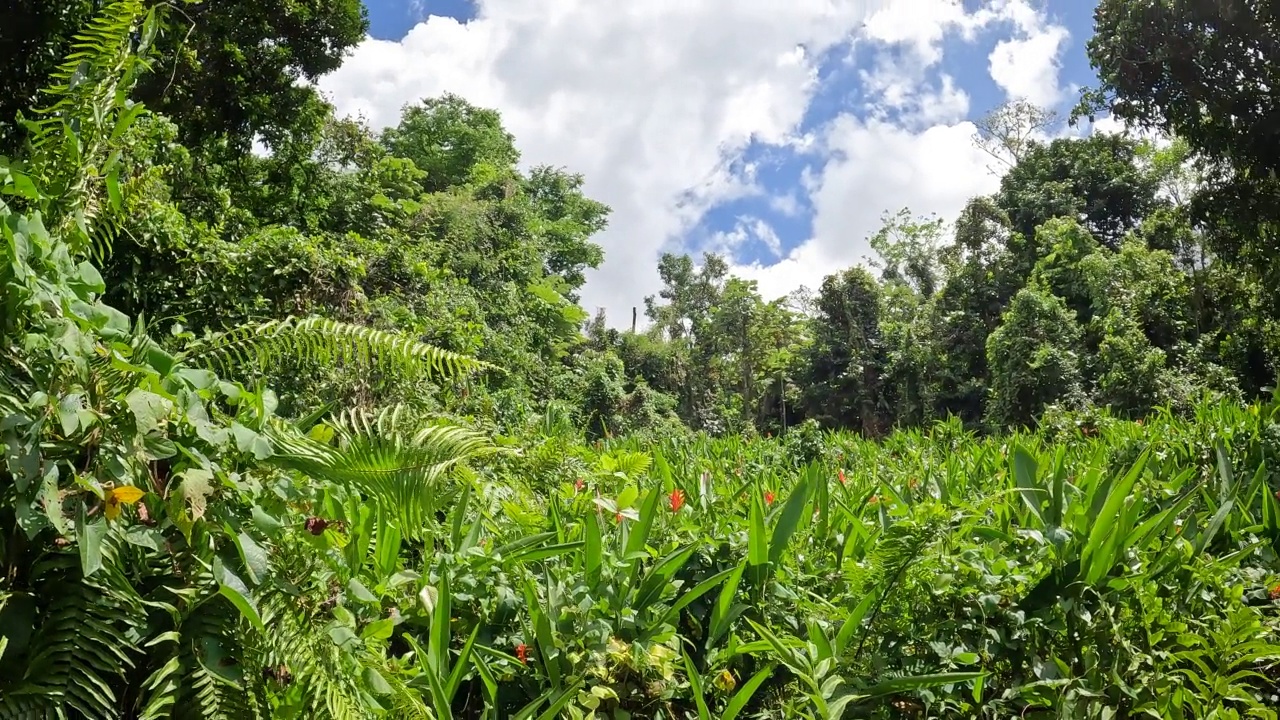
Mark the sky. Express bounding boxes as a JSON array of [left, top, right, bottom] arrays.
[[318, 0, 1108, 325]]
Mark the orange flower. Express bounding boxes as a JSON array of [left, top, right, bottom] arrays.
[[515, 643, 529, 664], [615, 511, 624, 523], [1269, 584, 1280, 600], [868, 495, 880, 506], [104, 485, 146, 521], [838, 469, 846, 485], [764, 491, 775, 506], [574, 478, 585, 492], [669, 488, 686, 513]]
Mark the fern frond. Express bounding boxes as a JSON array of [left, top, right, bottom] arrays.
[[249, 583, 372, 719], [182, 316, 500, 382], [22, 0, 160, 252], [134, 573, 268, 720], [268, 406, 502, 537], [0, 539, 147, 720]]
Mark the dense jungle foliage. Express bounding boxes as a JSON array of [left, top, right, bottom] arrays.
[[1, 0, 1278, 718]]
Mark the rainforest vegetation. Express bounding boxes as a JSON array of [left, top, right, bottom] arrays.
[[1, 0, 1279, 718]]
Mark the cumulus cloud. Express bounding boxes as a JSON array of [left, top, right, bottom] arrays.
[[320, 0, 896, 322], [987, 1, 1071, 106], [733, 116, 1001, 300], [317, 0, 1078, 321]]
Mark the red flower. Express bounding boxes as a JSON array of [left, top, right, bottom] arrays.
[[615, 511, 624, 523], [764, 491, 776, 506], [515, 643, 528, 664], [837, 469, 846, 485], [574, 478, 585, 492], [868, 495, 880, 506], [669, 488, 686, 513], [1269, 584, 1280, 600]]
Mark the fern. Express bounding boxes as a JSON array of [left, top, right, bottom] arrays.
[[182, 316, 499, 382], [18, 0, 159, 257], [133, 572, 266, 720], [268, 406, 503, 538], [0, 538, 147, 720]]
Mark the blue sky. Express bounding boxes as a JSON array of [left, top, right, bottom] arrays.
[[325, 1, 1104, 320]]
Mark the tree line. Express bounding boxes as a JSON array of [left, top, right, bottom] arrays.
[[3, 0, 1275, 441]]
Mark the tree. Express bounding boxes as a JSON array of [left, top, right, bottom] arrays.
[[973, 100, 1059, 172], [802, 267, 887, 436], [868, 208, 946, 297], [0, 0, 369, 154], [997, 134, 1161, 255], [1085, 1, 1280, 305], [1085, 0, 1280, 177], [985, 285, 1086, 429], [381, 94, 523, 194]]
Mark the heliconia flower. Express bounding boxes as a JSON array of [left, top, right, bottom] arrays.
[[1269, 584, 1280, 600], [838, 469, 846, 485], [515, 643, 529, 664], [669, 488, 686, 513], [574, 478, 585, 492], [764, 491, 776, 506]]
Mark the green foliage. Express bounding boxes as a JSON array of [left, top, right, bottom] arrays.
[[7, 2, 1280, 718], [986, 285, 1086, 428], [0, 0, 369, 154]]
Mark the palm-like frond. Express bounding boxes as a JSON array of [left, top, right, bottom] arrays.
[[20, 0, 158, 257], [244, 545, 422, 720], [268, 406, 503, 537], [134, 569, 268, 720], [181, 316, 500, 382], [0, 539, 147, 720]]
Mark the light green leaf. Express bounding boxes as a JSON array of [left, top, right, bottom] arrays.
[[361, 617, 396, 642], [177, 468, 214, 520], [234, 531, 269, 585], [77, 510, 107, 577], [212, 557, 263, 632], [125, 390, 172, 434]]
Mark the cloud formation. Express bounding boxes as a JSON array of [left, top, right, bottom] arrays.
[[319, 0, 1073, 321]]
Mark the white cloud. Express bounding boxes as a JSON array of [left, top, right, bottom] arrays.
[[320, 0, 887, 322], [708, 216, 785, 259], [987, 1, 1071, 107], [318, 0, 1071, 322], [733, 116, 1000, 300]]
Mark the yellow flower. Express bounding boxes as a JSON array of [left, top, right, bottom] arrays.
[[104, 485, 146, 521], [714, 669, 736, 693]]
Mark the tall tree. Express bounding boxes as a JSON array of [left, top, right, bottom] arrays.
[[1086, 0, 1280, 177], [0, 0, 369, 154], [973, 100, 1059, 172], [997, 134, 1161, 255], [985, 285, 1086, 429], [382, 94, 523, 194], [802, 268, 887, 436]]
